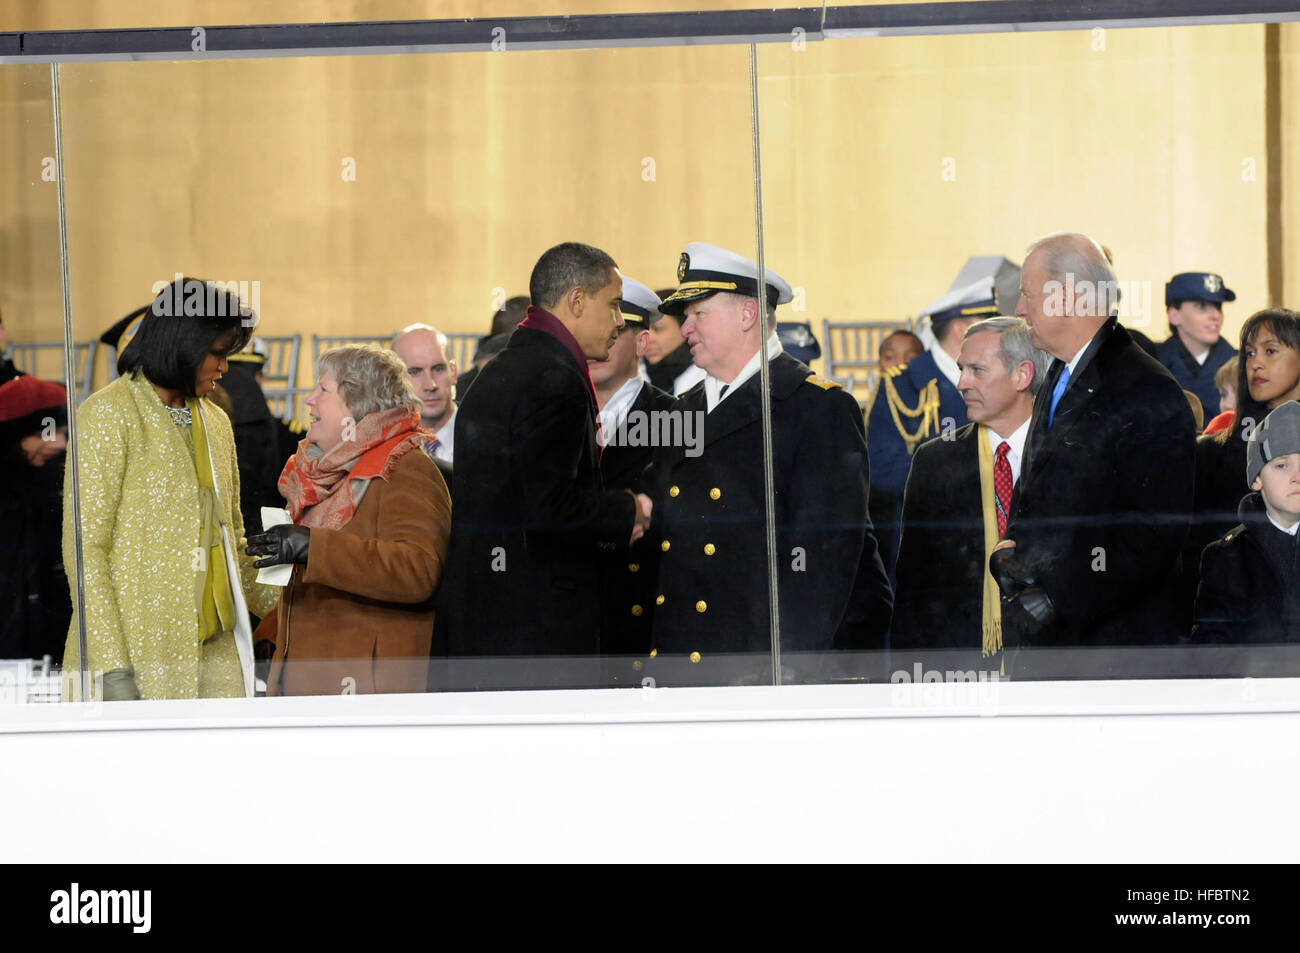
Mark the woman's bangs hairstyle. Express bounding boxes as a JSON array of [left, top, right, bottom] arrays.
[[1224, 308, 1300, 444], [118, 277, 255, 396]]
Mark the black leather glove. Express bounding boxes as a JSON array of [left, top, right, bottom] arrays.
[[246, 525, 311, 569], [989, 547, 1033, 596], [989, 547, 1058, 628], [101, 668, 140, 702], [1017, 586, 1058, 627]]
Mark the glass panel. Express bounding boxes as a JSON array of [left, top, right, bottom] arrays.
[[759, 22, 1300, 682], [0, 64, 73, 704], [53, 40, 774, 699]]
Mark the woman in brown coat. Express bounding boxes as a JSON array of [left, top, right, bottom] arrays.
[[248, 345, 450, 695]]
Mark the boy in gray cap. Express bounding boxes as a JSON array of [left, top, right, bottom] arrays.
[[1193, 400, 1300, 650]]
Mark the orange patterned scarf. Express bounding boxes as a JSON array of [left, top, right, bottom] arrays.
[[279, 406, 428, 529]]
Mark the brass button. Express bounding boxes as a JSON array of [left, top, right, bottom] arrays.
[[628, 563, 639, 573], [633, 660, 643, 671], [649, 648, 657, 658], [695, 600, 707, 613], [703, 543, 716, 556], [661, 540, 671, 552], [669, 485, 680, 497], [630, 604, 643, 616], [655, 594, 665, 606], [709, 488, 721, 500], [689, 651, 701, 663]]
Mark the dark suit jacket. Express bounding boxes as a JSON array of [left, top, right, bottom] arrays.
[[598, 380, 677, 662], [642, 352, 892, 682], [1004, 317, 1196, 672], [1194, 492, 1300, 648], [892, 423, 998, 672], [436, 326, 636, 687]]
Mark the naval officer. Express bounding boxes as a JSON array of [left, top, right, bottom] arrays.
[[866, 259, 1019, 579], [590, 276, 677, 671], [641, 243, 892, 683], [1156, 271, 1238, 419]]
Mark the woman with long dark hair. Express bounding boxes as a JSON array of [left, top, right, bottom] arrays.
[[1185, 309, 1300, 622], [63, 278, 278, 700]]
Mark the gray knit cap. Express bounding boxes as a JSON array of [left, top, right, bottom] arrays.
[[1247, 400, 1300, 486]]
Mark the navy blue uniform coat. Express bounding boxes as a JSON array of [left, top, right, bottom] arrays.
[[643, 352, 892, 679]]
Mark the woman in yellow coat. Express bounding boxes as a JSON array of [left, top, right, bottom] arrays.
[[63, 278, 278, 700]]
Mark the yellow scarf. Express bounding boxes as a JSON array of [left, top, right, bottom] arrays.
[[191, 400, 237, 643], [975, 425, 1004, 666]]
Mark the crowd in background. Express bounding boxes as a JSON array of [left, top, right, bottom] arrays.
[[2, 231, 1298, 699]]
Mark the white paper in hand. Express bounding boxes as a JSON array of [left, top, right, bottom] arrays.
[[256, 507, 295, 587]]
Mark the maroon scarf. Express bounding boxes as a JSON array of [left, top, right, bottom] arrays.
[[519, 305, 600, 408]]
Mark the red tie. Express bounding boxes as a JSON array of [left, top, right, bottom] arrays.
[[994, 440, 1013, 538]]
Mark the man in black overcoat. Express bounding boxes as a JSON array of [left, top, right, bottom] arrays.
[[639, 243, 892, 685], [435, 242, 650, 690], [991, 232, 1197, 679], [893, 317, 1048, 677]]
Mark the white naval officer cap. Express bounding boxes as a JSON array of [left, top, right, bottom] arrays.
[[617, 274, 663, 328], [658, 242, 794, 317]]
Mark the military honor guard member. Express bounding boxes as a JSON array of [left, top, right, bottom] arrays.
[[867, 256, 1020, 579], [1157, 271, 1238, 418], [640, 243, 892, 683], [892, 317, 1049, 675], [590, 277, 677, 669]]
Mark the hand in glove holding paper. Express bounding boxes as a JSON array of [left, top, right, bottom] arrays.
[[247, 523, 311, 569]]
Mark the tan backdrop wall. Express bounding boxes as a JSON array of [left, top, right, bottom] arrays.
[[1, 11, 1295, 397]]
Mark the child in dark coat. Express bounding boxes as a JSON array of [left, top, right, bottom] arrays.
[[1193, 400, 1300, 657]]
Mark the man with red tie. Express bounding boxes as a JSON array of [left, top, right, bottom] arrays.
[[891, 317, 1047, 676]]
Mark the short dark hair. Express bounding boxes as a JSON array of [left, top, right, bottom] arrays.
[[1221, 308, 1300, 446], [489, 295, 531, 337], [528, 242, 617, 311], [118, 277, 253, 396]]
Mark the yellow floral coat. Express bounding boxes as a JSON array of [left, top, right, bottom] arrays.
[[62, 373, 278, 700]]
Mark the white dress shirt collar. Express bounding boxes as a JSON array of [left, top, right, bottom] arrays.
[[430, 406, 456, 463], [704, 333, 783, 413], [597, 376, 644, 447], [929, 340, 961, 389], [983, 416, 1031, 485], [1064, 340, 1090, 377], [1266, 511, 1300, 536]]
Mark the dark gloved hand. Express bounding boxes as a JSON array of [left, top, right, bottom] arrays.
[[246, 525, 311, 569], [101, 668, 140, 702], [989, 547, 1058, 628], [1017, 586, 1058, 627], [989, 546, 1034, 597]]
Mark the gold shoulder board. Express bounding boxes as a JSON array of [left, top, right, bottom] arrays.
[[804, 374, 843, 391]]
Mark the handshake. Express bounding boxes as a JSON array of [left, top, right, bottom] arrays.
[[630, 492, 653, 546]]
